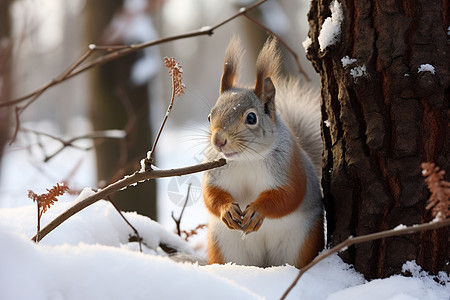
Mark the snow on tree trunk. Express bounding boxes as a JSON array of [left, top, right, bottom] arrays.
[[305, 0, 449, 278]]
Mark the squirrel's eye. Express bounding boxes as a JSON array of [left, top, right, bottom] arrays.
[[245, 112, 257, 125], [208, 113, 211, 122]]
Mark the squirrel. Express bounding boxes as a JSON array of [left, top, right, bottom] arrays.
[[202, 36, 324, 269]]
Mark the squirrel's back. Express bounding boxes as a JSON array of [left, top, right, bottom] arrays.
[[275, 78, 322, 178]]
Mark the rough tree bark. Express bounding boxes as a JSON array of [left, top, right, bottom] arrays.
[[87, 0, 157, 219], [306, 0, 449, 278]]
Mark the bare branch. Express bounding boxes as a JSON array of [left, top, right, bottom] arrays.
[[107, 196, 143, 252], [31, 158, 226, 242], [3, 48, 94, 107], [280, 218, 450, 300], [172, 183, 191, 236], [8, 48, 95, 144], [21, 128, 126, 163]]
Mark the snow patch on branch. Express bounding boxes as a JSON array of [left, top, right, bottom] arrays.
[[74, 187, 96, 203], [393, 224, 407, 230], [318, 0, 344, 51]]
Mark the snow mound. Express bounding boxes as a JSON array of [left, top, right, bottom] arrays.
[[0, 195, 448, 299], [0, 228, 260, 300]]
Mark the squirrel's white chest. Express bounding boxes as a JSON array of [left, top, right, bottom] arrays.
[[214, 160, 279, 208]]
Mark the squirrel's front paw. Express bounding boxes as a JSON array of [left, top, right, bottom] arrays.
[[241, 205, 265, 234], [220, 202, 243, 230]]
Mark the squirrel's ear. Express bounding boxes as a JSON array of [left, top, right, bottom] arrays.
[[262, 77, 276, 119], [220, 36, 244, 94], [254, 36, 280, 98]]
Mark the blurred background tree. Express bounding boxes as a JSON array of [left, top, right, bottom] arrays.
[[0, 0, 12, 181], [86, 0, 163, 219]]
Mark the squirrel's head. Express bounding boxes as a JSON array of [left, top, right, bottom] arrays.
[[208, 36, 280, 161]]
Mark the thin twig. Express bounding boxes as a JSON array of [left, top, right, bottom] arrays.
[[242, 14, 310, 81], [107, 196, 143, 252], [171, 183, 192, 236], [148, 57, 184, 163], [8, 48, 95, 144], [2, 48, 94, 107], [280, 218, 450, 300], [181, 224, 207, 242], [36, 201, 40, 243], [22, 128, 126, 162], [31, 158, 226, 242]]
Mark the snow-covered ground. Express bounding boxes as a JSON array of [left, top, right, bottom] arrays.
[[0, 122, 449, 300], [1, 200, 448, 300]]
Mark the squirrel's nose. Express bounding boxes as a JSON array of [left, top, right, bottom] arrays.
[[212, 131, 227, 149], [215, 138, 227, 148]]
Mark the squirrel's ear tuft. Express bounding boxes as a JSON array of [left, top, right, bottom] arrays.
[[262, 77, 276, 119], [220, 36, 244, 94], [254, 36, 280, 99]]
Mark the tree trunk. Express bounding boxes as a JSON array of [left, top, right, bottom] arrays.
[[0, 0, 12, 180], [86, 0, 157, 219], [306, 0, 449, 278]]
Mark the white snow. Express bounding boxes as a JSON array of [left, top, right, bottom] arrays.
[[418, 64, 436, 74], [139, 158, 147, 173], [73, 187, 96, 203], [302, 36, 312, 53], [318, 0, 344, 51], [200, 25, 212, 32], [394, 224, 407, 230], [341, 56, 367, 79], [350, 65, 367, 78], [341, 55, 357, 67], [0, 201, 448, 300], [0, 227, 259, 300]]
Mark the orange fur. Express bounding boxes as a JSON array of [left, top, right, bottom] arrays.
[[296, 216, 324, 268], [203, 185, 234, 217], [207, 232, 225, 264], [252, 146, 306, 218]]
